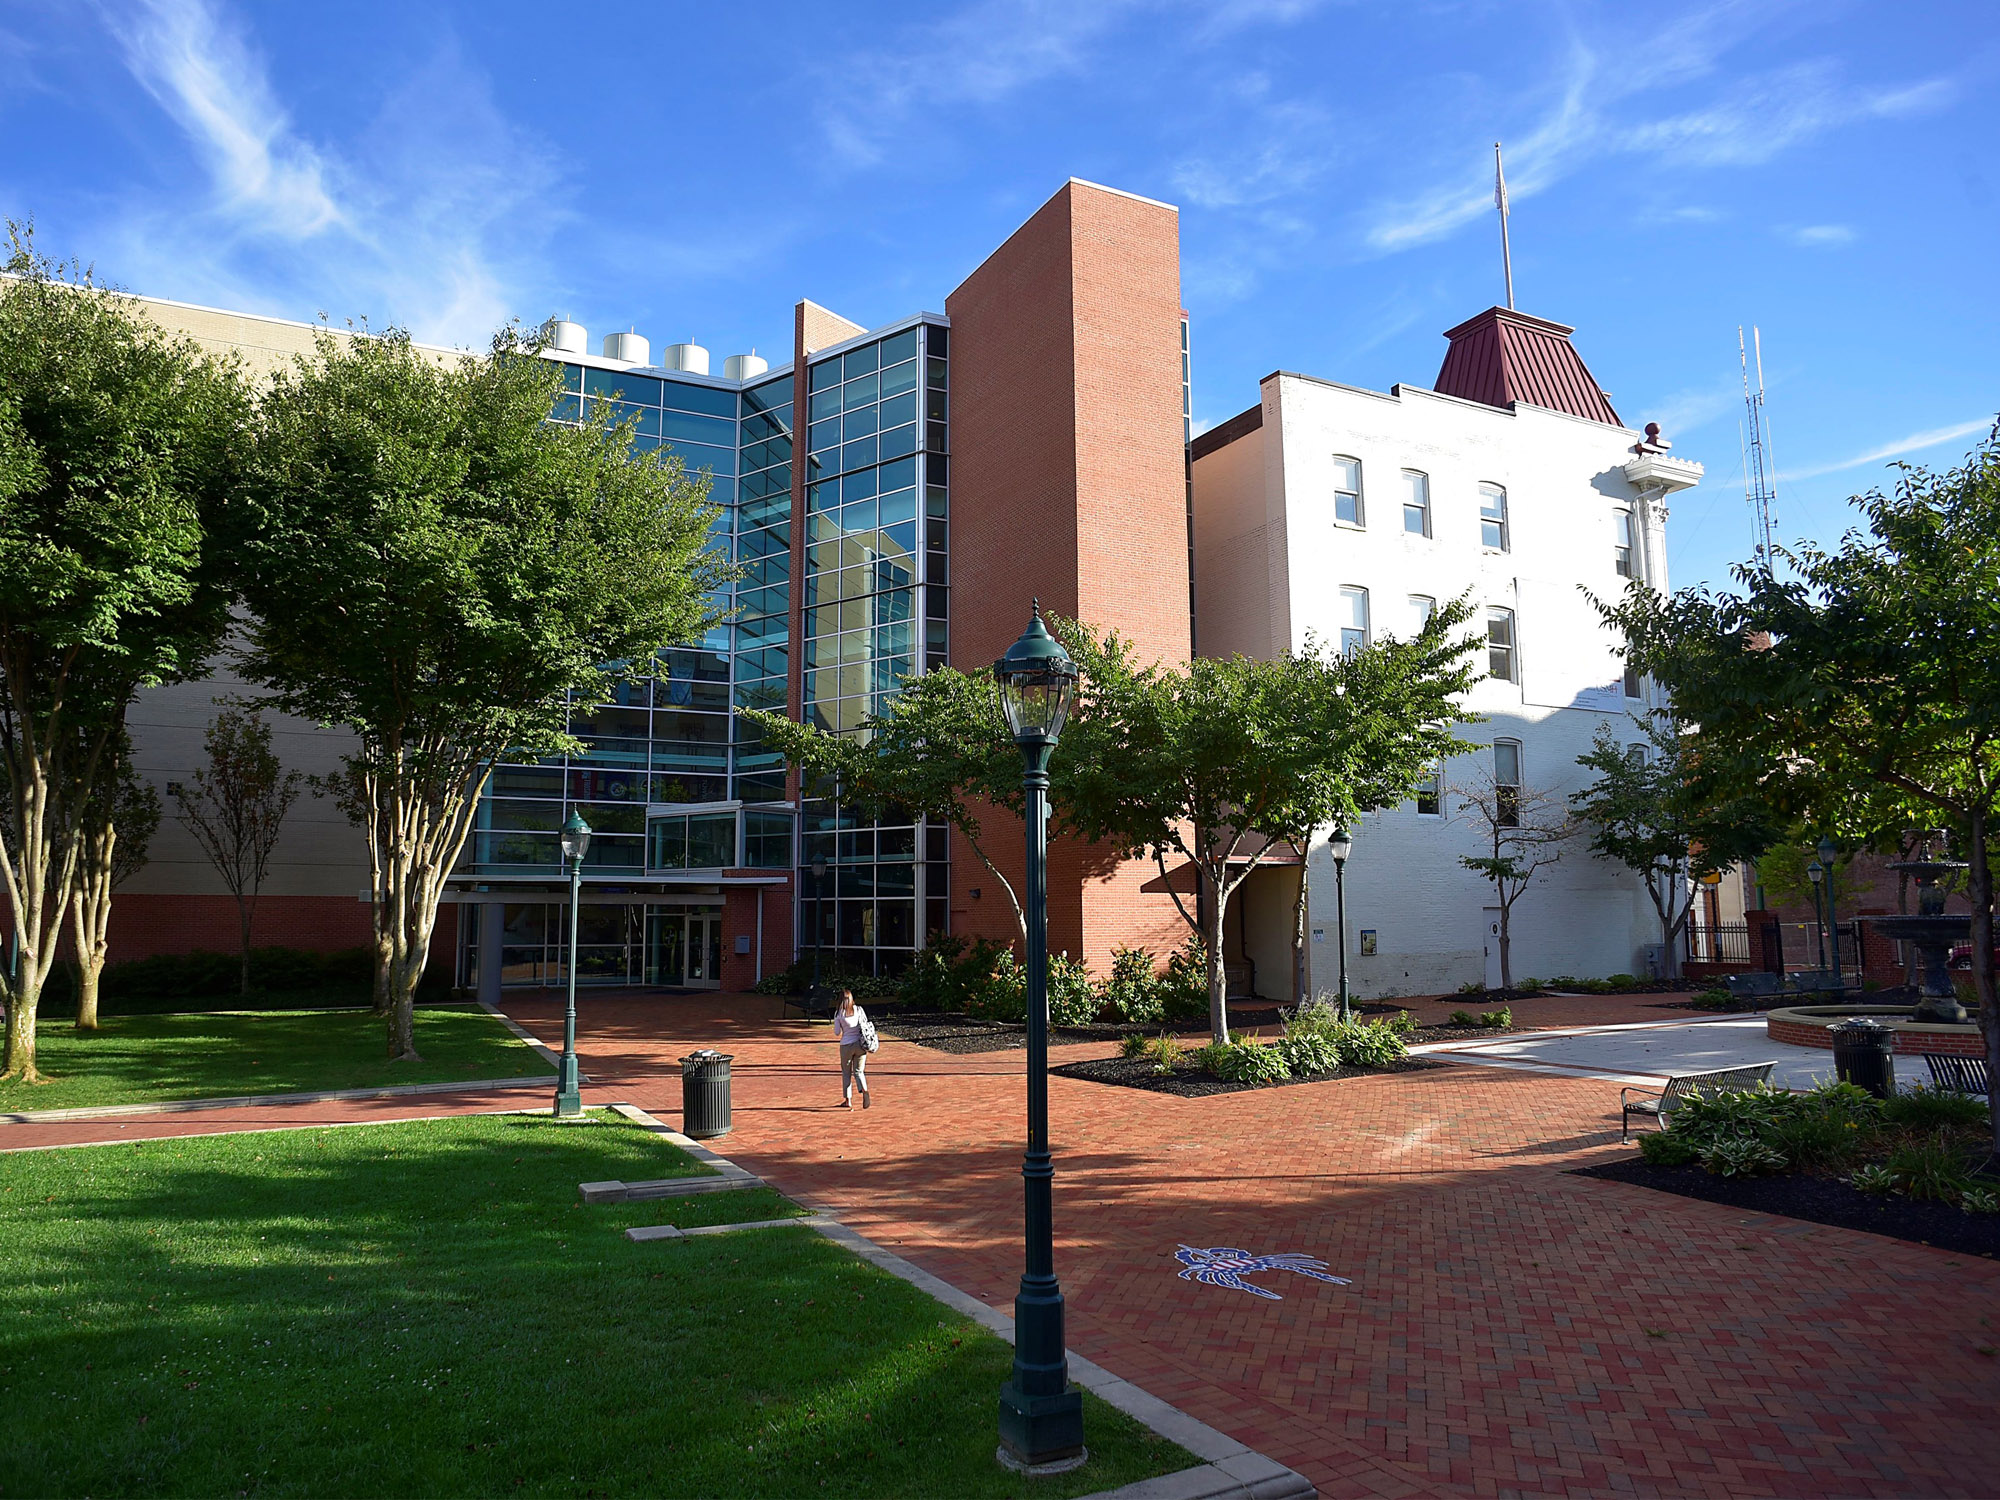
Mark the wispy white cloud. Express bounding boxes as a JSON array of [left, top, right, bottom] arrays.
[[1787, 223, 1854, 246], [108, 0, 341, 238], [94, 0, 566, 346], [1782, 418, 1991, 481], [1641, 375, 1744, 442], [1361, 29, 1954, 254]]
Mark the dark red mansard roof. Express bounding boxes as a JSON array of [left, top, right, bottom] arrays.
[[1433, 306, 1623, 427]]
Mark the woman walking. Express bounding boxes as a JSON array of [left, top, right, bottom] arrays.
[[831, 989, 875, 1108]]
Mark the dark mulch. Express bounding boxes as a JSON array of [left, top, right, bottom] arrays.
[[1050, 1053, 1451, 1098], [1576, 1157, 2000, 1259], [872, 1015, 1026, 1054]]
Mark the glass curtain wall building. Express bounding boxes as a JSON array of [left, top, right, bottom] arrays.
[[458, 316, 949, 987], [798, 318, 951, 977]]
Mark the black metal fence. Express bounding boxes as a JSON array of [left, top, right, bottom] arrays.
[[1685, 922, 1752, 965]]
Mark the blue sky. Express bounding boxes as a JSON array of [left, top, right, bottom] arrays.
[[2, 0, 1992, 593]]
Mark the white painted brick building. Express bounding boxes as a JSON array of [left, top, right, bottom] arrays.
[[1191, 307, 1703, 998]]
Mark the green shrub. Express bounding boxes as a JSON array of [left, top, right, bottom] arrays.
[[1191, 1039, 1232, 1075], [1962, 1185, 2000, 1215], [1886, 1133, 1979, 1202], [1162, 937, 1210, 1022], [1701, 1137, 1785, 1177], [1515, 976, 1542, 992], [1119, 1032, 1149, 1059], [1605, 973, 1643, 991], [1689, 989, 1734, 1011], [1448, 1009, 1477, 1026], [966, 950, 1027, 1022], [1883, 1085, 1988, 1130], [1047, 951, 1101, 1026], [1667, 1084, 1799, 1150], [1278, 1028, 1342, 1076], [1849, 1164, 1898, 1194], [1477, 1007, 1512, 1028], [1383, 1010, 1417, 1034], [755, 955, 894, 999], [1804, 1079, 1882, 1122], [1455, 980, 1485, 995], [1145, 1033, 1184, 1075], [1764, 1111, 1864, 1173], [1336, 1021, 1408, 1067], [1208, 1039, 1290, 1085], [1637, 1132, 1697, 1167], [896, 935, 1012, 1011], [1101, 945, 1164, 1025]]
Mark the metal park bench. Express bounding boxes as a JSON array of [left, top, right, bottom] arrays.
[[1921, 1054, 1991, 1096], [1621, 1062, 1779, 1142]]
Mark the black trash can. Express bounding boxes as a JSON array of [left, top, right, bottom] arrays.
[[1831, 1018, 1895, 1099], [680, 1050, 734, 1139]]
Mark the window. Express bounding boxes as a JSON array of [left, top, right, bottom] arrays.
[[1479, 483, 1509, 551], [1625, 743, 1649, 767], [1339, 587, 1370, 657], [1401, 470, 1430, 536], [1623, 658, 1642, 698], [1614, 510, 1635, 578], [1494, 739, 1522, 827], [1408, 594, 1436, 636], [1486, 606, 1516, 681], [1415, 765, 1441, 816], [1332, 456, 1363, 527]]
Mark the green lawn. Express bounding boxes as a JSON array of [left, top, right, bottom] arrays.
[[0, 1112, 1192, 1498], [0, 1006, 553, 1115]]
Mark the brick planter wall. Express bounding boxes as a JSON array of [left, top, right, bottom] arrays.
[[1766, 1012, 1987, 1056]]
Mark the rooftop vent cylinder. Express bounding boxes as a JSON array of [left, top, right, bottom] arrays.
[[602, 330, 650, 365], [723, 352, 769, 381], [545, 318, 587, 355], [663, 342, 710, 375]]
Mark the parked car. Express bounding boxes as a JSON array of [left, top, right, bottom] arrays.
[[1948, 940, 2000, 971]]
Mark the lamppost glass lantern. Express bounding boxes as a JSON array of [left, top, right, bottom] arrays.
[[994, 604, 1078, 746], [1327, 827, 1353, 1020], [561, 810, 592, 868], [1327, 828, 1354, 864], [1815, 837, 1843, 981], [1805, 857, 1828, 973]]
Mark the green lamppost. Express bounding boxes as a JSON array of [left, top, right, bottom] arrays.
[[1327, 826, 1353, 1021], [992, 604, 1085, 1473], [1817, 835, 1842, 984], [554, 810, 591, 1118], [1806, 857, 1827, 972]]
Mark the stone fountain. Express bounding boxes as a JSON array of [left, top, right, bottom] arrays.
[[1863, 841, 1973, 1025]]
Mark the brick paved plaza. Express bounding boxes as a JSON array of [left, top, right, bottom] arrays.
[[10, 992, 1999, 1498]]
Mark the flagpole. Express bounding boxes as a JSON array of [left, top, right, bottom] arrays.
[[1494, 142, 1514, 311]]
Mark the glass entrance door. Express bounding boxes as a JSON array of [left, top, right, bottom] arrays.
[[643, 906, 723, 989]]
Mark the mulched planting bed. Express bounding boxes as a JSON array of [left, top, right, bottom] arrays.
[[1576, 1156, 2000, 1259], [1051, 1053, 1451, 1097]]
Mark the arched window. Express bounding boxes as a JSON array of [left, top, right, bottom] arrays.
[[1479, 483, 1509, 551], [1332, 456, 1364, 527]]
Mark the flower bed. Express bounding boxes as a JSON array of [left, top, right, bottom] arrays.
[[1052, 1052, 1447, 1098]]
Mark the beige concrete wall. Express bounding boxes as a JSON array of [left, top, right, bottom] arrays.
[[1190, 416, 1281, 661]]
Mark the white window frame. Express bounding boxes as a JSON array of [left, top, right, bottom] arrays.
[[1332, 456, 1364, 529], [1407, 594, 1436, 637], [1486, 606, 1517, 682], [1479, 482, 1510, 552], [1339, 586, 1371, 658], [1414, 764, 1441, 817], [1493, 738, 1523, 828], [1614, 509, 1636, 579], [1401, 469, 1431, 538]]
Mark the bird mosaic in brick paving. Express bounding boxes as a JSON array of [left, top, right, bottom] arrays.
[[1172, 1245, 1352, 1301]]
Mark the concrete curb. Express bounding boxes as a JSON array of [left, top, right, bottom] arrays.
[[627, 1214, 828, 1242], [478, 999, 568, 1068], [0, 1072, 556, 1125], [606, 1103, 1316, 1500]]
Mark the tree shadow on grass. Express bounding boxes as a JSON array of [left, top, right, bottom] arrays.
[[0, 1113, 1186, 1500]]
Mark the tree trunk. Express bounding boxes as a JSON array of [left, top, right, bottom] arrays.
[[1497, 898, 1513, 990], [237, 896, 254, 996], [1967, 804, 1998, 1162], [1292, 860, 1309, 1008], [69, 860, 114, 1031], [1203, 865, 1230, 1044]]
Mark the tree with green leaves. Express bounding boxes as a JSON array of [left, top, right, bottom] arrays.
[[0, 224, 244, 1082], [226, 326, 728, 1061], [1571, 711, 1781, 976], [1059, 603, 1482, 1042], [1453, 769, 1576, 990], [66, 730, 161, 1030], [174, 707, 305, 996], [1604, 422, 2000, 1157], [742, 666, 1033, 943]]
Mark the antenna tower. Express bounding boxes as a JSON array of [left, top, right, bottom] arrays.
[[1738, 326, 1777, 568]]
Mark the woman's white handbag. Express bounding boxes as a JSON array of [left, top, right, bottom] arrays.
[[859, 1015, 880, 1054]]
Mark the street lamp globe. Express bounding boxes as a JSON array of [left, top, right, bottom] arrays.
[[1806, 858, 1824, 885], [993, 603, 1078, 746], [561, 810, 593, 868], [1815, 836, 1838, 867], [1327, 827, 1353, 864]]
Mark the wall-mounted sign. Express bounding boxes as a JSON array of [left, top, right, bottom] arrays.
[[1359, 929, 1378, 955], [1311, 927, 1326, 943]]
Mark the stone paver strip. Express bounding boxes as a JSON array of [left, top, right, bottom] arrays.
[[0, 1072, 554, 1125]]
